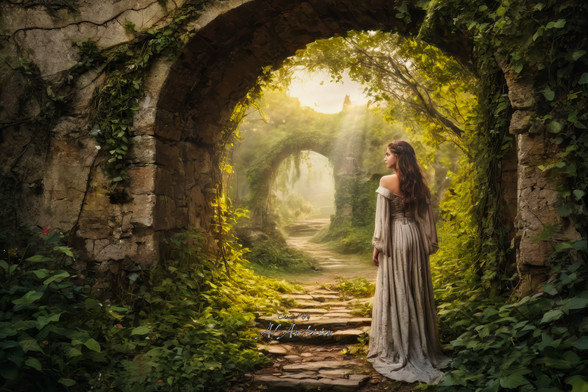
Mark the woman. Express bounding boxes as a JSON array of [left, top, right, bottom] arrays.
[[367, 140, 450, 384]]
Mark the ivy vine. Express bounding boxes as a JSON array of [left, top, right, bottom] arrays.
[[82, 0, 212, 183]]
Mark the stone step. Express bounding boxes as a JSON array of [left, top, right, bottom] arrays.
[[290, 300, 327, 308], [310, 294, 342, 302], [257, 316, 371, 329], [282, 359, 364, 372], [287, 308, 328, 314], [311, 289, 341, 295], [255, 326, 369, 344], [252, 374, 368, 391], [283, 294, 315, 301], [323, 312, 353, 318]]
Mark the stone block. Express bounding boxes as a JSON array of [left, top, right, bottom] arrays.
[[132, 229, 158, 265], [131, 135, 156, 164], [128, 164, 156, 194], [134, 107, 156, 136], [509, 110, 532, 134], [517, 133, 547, 166], [517, 232, 552, 267], [499, 61, 536, 109], [143, 59, 173, 98], [128, 193, 156, 228], [94, 239, 137, 262]]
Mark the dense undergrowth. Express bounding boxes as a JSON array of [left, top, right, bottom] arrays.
[[0, 226, 298, 391]]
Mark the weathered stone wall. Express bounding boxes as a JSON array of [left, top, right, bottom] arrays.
[[0, 0, 578, 294], [500, 62, 582, 295]]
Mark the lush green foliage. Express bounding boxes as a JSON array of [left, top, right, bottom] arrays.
[[240, 238, 318, 274], [0, 224, 297, 391], [438, 254, 588, 391]]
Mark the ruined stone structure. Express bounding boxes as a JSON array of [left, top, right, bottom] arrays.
[[0, 0, 579, 293]]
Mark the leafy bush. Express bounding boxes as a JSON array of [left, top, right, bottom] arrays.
[[245, 240, 318, 272], [437, 247, 588, 392], [0, 227, 296, 391]]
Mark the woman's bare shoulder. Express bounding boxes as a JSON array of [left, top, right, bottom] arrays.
[[379, 174, 399, 187], [379, 174, 401, 194]]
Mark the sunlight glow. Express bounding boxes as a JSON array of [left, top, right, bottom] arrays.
[[287, 70, 370, 114]]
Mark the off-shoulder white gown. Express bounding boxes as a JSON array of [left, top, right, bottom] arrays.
[[367, 186, 450, 384]]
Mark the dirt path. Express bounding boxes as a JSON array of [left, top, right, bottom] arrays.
[[281, 218, 377, 285]]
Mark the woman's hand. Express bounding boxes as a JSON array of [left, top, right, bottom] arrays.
[[373, 248, 380, 266]]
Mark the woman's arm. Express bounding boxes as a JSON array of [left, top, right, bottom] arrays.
[[373, 247, 380, 266]]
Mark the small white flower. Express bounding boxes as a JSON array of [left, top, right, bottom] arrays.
[[95, 145, 101, 150]]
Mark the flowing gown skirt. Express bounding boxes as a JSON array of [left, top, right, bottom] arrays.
[[367, 216, 450, 384]]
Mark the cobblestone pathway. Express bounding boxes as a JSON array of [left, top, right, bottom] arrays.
[[228, 286, 415, 392]]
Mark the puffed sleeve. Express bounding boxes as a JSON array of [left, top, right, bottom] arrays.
[[415, 197, 439, 255], [372, 188, 391, 256]]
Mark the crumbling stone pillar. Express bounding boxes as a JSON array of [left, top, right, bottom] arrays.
[[501, 63, 580, 295]]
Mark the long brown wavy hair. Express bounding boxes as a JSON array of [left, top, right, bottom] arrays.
[[387, 140, 430, 210]]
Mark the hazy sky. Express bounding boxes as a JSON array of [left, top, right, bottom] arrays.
[[287, 69, 369, 114]]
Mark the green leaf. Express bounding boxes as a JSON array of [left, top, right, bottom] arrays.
[[573, 190, 585, 200], [0, 260, 8, 271], [58, 378, 76, 387], [36, 312, 62, 329], [542, 284, 557, 295], [43, 271, 70, 285], [543, 86, 555, 101], [533, 3, 544, 11], [19, 339, 42, 353], [83, 338, 101, 352], [562, 351, 581, 366], [557, 205, 572, 217], [552, 19, 566, 28], [131, 325, 151, 335], [66, 346, 83, 357], [53, 246, 74, 258], [572, 50, 586, 61], [12, 290, 44, 305], [25, 255, 52, 263], [547, 120, 563, 133], [572, 336, 588, 350], [24, 357, 42, 371], [31, 269, 50, 279], [579, 73, 588, 85], [566, 375, 588, 392], [563, 297, 588, 312], [541, 309, 564, 324], [499, 369, 531, 389]]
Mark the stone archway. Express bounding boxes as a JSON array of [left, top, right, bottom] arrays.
[[137, 0, 474, 258], [82, 0, 513, 270]]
